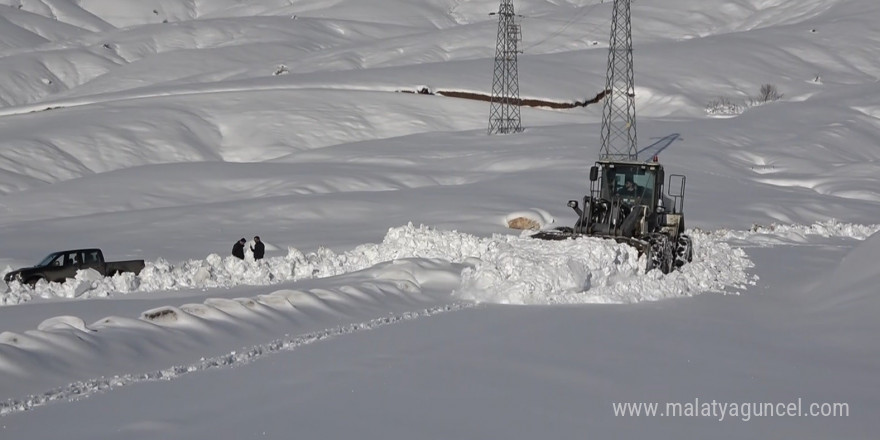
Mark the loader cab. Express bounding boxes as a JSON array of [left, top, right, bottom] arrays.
[[592, 160, 663, 210]]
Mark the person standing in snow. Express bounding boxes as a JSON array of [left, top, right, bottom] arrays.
[[232, 238, 246, 259], [251, 236, 265, 260]]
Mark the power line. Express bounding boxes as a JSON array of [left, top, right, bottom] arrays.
[[522, 1, 606, 51]]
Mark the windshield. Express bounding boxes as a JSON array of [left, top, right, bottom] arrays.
[[600, 164, 657, 206], [36, 252, 64, 267]]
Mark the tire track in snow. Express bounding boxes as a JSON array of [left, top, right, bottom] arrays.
[[0, 301, 473, 417]]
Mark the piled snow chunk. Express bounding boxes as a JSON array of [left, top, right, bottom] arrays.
[[1, 221, 873, 306], [456, 235, 636, 304], [456, 230, 755, 305], [705, 219, 880, 245]]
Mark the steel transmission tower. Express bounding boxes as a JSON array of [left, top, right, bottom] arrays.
[[600, 0, 638, 160], [488, 0, 523, 135]]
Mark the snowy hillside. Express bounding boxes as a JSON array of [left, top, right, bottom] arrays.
[[1, 0, 879, 438]]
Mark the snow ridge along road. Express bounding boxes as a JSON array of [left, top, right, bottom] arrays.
[[3, 220, 874, 306], [0, 302, 472, 416], [2, 222, 762, 306], [0, 258, 470, 402]]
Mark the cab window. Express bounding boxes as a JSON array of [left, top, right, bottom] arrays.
[[63, 252, 83, 266], [85, 250, 101, 264], [631, 172, 656, 196], [600, 165, 656, 203]]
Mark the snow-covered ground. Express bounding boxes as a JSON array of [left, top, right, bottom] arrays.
[[1, 0, 880, 438]]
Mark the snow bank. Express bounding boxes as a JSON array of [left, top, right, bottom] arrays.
[[806, 227, 880, 312], [2, 220, 872, 307], [0, 302, 470, 416], [457, 229, 756, 304], [699, 219, 880, 246], [0, 257, 471, 406]]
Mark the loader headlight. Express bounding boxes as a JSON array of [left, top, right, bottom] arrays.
[[568, 200, 578, 208]]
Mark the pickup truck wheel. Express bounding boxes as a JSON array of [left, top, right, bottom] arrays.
[[25, 276, 43, 288]]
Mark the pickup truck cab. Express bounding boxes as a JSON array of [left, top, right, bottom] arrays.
[[4, 248, 145, 287]]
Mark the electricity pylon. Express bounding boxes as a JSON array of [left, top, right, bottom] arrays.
[[599, 0, 638, 160], [488, 0, 523, 135]]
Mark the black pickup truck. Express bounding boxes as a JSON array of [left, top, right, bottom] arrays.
[[3, 248, 145, 287]]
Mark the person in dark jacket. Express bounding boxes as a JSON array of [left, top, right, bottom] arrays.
[[251, 236, 265, 260], [232, 238, 246, 259]]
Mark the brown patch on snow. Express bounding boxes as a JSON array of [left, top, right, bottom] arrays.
[[507, 217, 542, 230], [398, 88, 608, 109]]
